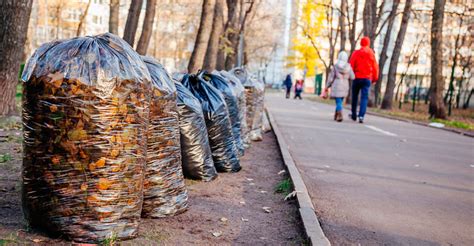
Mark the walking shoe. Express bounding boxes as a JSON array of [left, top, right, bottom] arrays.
[[336, 111, 343, 122], [358, 117, 364, 123], [349, 113, 356, 121], [334, 111, 337, 121]]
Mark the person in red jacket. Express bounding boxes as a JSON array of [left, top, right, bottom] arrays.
[[349, 36, 379, 123]]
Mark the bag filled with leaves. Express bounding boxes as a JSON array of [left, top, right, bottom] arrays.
[[249, 78, 265, 141], [217, 70, 247, 154], [175, 81, 217, 181], [230, 68, 252, 147], [181, 73, 241, 172], [21, 33, 150, 243], [141, 56, 188, 218], [207, 72, 244, 156]]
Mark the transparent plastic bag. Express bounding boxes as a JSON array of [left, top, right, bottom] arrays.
[[250, 78, 265, 141], [207, 71, 244, 156], [21, 33, 150, 243], [181, 74, 241, 172], [217, 70, 247, 154], [141, 56, 188, 218], [230, 68, 252, 146], [175, 81, 217, 181]]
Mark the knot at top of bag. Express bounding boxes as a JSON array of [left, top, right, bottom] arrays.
[[21, 33, 151, 98]]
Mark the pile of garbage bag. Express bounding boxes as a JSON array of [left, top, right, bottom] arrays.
[[141, 56, 188, 218], [21, 32, 267, 243], [175, 81, 217, 181], [206, 71, 244, 156], [181, 73, 241, 172], [218, 70, 248, 152], [249, 78, 265, 141], [22, 33, 150, 243]]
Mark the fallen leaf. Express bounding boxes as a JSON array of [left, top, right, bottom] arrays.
[[278, 170, 286, 175], [219, 217, 228, 222], [32, 238, 43, 243], [284, 191, 299, 201], [260, 190, 267, 194], [246, 178, 254, 181], [241, 218, 249, 222], [262, 207, 271, 213], [212, 231, 222, 237]]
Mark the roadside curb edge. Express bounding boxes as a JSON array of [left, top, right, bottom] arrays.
[[265, 108, 331, 246]]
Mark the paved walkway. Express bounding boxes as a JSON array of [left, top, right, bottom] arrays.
[[266, 92, 474, 245]]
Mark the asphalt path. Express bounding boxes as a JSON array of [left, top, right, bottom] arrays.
[[266, 92, 474, 245]]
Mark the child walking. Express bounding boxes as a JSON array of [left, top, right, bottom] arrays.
[[324, 51, 355, 122], [294, 79, 304, 99]]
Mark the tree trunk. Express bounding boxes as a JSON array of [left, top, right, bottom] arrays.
[[347, 0, 358, 103], [235, 0, 255, 68], [76, 0, 92, 36], [375, 0, 399, 105], [216, 0, 238, 70], [203, 0, 224, 71], [188, 0, 216, 73], [224, 0, 242, 70], [362, 0, 377, 46], [0, 0, 33, 116], [429, 0, 447, 119], [339, 0, 347, 51], [136, 0, 157, 55], [349, 0, 358, 56], [381, 0, 413, 110], [109, 0, 120, 34], [123, 0, 144, 46]]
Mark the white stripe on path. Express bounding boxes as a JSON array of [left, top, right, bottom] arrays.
[[365, 125, 398, 137]]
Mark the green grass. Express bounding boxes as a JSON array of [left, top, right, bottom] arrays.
[[0, 153, 12, 163], [0, 233, 19, 245], [431, 119, 473, 130], [16, 84, 22, 99], [100, 232, 118, 246], [275, 178, 292, 196]]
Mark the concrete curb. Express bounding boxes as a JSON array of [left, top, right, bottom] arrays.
[[265, 108, 331, 246]]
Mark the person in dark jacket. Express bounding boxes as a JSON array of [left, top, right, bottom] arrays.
[[283, 74, 292, 99], [349, 37, 379, 123]]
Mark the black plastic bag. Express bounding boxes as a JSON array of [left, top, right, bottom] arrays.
[[181, 73, 241, 172], [21, 33, 150, 243], [175, 81, 217, 181], [219, 70, 248, 150], [207, 72, 244, 156], [141, 56, 188, 218]]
